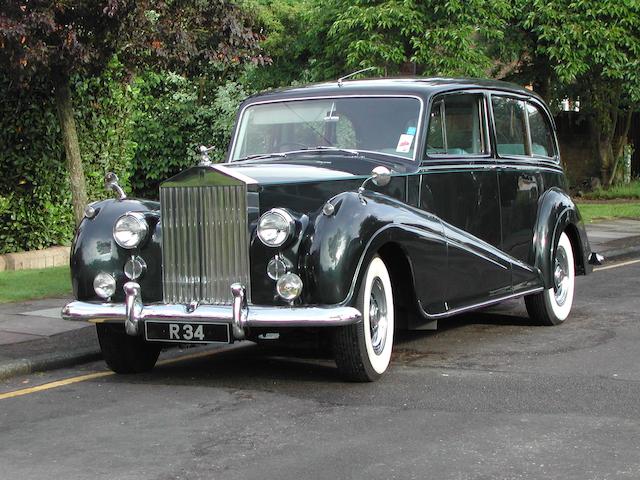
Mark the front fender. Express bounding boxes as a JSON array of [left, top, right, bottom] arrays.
[[532, 188, 592, 289], [303, 191, 446, 308], [70, 198, 162, 303]]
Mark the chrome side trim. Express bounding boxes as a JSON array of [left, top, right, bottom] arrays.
[[419, 163, 562, 174], [418, 287, 544, 319]]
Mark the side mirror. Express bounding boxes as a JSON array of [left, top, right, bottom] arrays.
[[358, 166, 393, 199], [371, 166, 391, 187]]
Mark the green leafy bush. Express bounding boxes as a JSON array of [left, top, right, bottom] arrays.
[[129, 72, 249, 198], [75, 57, 137, 201], [0, 59, 136, 254], [0, 78, 74, 254]]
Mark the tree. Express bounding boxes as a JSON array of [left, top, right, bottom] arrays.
[[0, 1, 261, 224], [498, 0, 640, 184], [305, 0, 510, 79]]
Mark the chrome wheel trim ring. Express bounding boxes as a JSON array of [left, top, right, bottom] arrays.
[[554, 245, 570, 306], [368, 277, 388, 355]]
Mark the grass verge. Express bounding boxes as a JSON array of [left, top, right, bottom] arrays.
[[0, 266, 71, 304], [577, 202, 640, 223], [582, 180, 640, 200]]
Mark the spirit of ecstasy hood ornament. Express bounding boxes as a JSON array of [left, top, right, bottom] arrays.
[[199, 145, 215, 166]]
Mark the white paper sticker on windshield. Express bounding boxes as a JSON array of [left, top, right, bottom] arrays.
[[396, 134, 414, 153]]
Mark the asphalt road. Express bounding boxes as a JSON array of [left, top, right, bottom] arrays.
[[1, 260, 639, 480]]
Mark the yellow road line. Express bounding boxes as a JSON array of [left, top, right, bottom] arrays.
[[0, 371, 113, 401], [0, 344, 241, 401], [595, 258, 640, 271]]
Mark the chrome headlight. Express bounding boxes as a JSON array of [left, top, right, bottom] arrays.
[[113, 212, 148, 249], [257, 208, 295, 247]]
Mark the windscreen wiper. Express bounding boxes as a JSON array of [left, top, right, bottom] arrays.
[[235, 152, 288, 162], [309, 146, 360, 156]]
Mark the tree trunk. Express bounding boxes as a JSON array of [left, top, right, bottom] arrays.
[[55, 77, 87, 226], [606, 110, 632, 186]]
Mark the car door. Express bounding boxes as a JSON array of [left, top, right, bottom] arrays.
[[419, 91, 511, 313], [491, 94, 557, 290]]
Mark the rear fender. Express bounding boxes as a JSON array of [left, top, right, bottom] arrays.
[[533, 188, 592, 289]]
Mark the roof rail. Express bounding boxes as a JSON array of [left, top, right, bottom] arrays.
[[337, 67, 377, 87]]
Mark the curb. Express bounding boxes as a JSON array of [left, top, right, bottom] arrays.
[[599, 244, 640, 262], [0, 347, 102, 381]]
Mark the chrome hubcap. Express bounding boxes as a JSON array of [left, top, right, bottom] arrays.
[[369, 277, 388, 355], [553, 246, 570, 306]]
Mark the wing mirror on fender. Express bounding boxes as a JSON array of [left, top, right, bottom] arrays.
[[359, 166, 392, 193]]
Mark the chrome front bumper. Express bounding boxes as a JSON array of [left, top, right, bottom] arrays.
[[62, 281, 361, 340]]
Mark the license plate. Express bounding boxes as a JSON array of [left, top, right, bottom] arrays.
[[144, 321, 230, 344]]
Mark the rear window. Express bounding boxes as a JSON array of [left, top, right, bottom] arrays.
[[492, 96, 528, 157], [527, 102, 555, 158]]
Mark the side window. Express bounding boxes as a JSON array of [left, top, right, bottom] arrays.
[[426, 101, 445, 152], [425, 94, 486, 157], [492, 96, 528, 156], [527, 102, 555, 158]]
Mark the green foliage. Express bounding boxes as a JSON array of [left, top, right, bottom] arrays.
[[306, 0, 510, 78], [0, 77, 74, 254], [0, 61, 137, 254], [583, 181, 640, 200], [75, 57, 137, 201], [129, 72, 250, 198], [243, 0, 313, 89], [520, 0, 640, 95]]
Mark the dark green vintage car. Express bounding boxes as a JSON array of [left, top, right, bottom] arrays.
[[63, 78, 597, 381]]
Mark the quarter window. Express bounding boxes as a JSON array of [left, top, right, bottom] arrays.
[[426, 94, 486, 157], [527, 102, 555, 158], [492, 97, 528, 157]]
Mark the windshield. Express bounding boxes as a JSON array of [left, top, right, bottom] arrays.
[[231, 96, 422, 161]]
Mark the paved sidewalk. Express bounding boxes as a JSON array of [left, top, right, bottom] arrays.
[[584, 218, 640, 259], [0, 297, 100, 380], [1, 218, 639, 381]]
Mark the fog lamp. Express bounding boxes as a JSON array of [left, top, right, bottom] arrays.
[[276, 273, 303, 301], [94, 272, 116, 299]]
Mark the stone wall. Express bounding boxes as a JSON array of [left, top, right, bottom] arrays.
[[0, 246, 70, 272]]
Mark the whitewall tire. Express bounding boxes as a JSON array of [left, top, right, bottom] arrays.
[[334, 255, 395, 381], [525, 231, 575, 326]]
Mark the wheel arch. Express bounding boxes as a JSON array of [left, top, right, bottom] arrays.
[[375, 242, 421, 331], [533, 188, 591, 289]]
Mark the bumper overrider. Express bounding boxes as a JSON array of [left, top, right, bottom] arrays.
[[61, 281, 362, 340]]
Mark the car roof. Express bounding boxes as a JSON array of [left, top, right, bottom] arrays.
[[242, 77, 542, 104]]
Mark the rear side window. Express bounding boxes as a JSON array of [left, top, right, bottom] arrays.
[[527, 102, 555, 158], [492, 97, 528, 156], [426, 94, 487, 157]]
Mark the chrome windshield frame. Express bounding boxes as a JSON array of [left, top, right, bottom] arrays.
[[228, 94, 425, 163]]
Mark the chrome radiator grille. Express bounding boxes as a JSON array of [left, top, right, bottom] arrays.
[[160, 185, 250, 305]]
